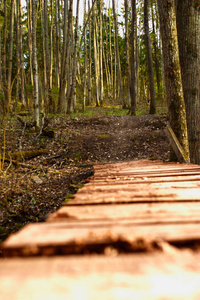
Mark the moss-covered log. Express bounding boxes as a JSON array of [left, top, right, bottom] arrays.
[[5, 149, 48, 161]]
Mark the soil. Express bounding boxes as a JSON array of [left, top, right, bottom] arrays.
[[0, 107, 170, 248]]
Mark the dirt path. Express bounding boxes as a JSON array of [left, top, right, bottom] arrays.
[[0, 109, 169, 245]]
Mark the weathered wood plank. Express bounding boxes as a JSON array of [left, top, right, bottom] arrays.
[[92, 169, 200, 179], [65, 187, 200, 206], [47, 202, 200, 223], [2, 221, 200, 257], [87, 175, 200, 185], [0, 252, 199, 299], [1, 253, 200, 300], [78, 181, 200, 193], [164, 125, 190, 163], [93, 160, 200, 172]]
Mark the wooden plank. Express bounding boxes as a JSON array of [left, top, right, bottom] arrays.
[[47, 202, 200, 223], [2, 221, 200, 257], [92, 169, 200, 179], [87, 174, 200, 184], [93, 159, 166, 169], [93, 160, 200, 172], [65, 187, 200, 206], [164, 125, 190, 163], [1, 253, 200, 299], [78, 181, 200, 193]]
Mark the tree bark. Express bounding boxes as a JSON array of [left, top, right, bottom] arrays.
[[112, 0, 124, 108], [67, 0, 80, 114], [6, 0, 15, 111], [55, 0, 60, 87], [58, 0, 71, 113], [88, 0, 92, 105], [144, 0, 156, 114], [83, 0, 87, 111], [130, 0, 137, 115], [151, 2, 161, 98], [32, 0, 40, 127], [99, 0, 104, 106], [44, 0, 53, 113], [125, 0, 131, 107], [157, 0, 190, 162], [26, 0, 33, 86], [93, 2, 100, 107], [177, 0, 200, 164]]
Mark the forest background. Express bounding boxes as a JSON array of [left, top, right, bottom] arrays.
[[0, 0, 199, 244]]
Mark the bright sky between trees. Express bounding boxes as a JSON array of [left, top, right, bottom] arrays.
[[21, 0, 124, 24]]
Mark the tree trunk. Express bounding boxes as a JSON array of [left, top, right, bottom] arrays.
[[50, 0, 53, 90], [112, 0, 124, 108], [177, 1, 200, 164], [144, 0, 156, 114], [26, 0, 33, 87], [32, 0, 39, 127], [44, 0, 53, 113], [109, 2, 114, 99], [55, 0, 60, 87], [124, 0, 131, 107], [15, 0, 25, 110], [58, 0, 71, 113], [99, 0, 104, 106], [157, 0, 190, 162], [88, 0, 92, 105], [130, 0, 137, 115], [93, 3, 100, 107], [83, 0, 87, 111], [6, 0, 15, 111], [151, 2, 161, 98], [67, 0, 80, 114]]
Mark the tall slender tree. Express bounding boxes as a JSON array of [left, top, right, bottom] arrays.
[[2, 0, 7, 113], [130, 0, 137, 115], [32, 0, 39, 127], [112, 0, 124, 107], [124, 0, 131, 107], [144, 0, 156, 114], [99, 0, 104, 105], [6, 0, 15, 110], [67, 0, 80, 113], [44, 0, 53, 112]]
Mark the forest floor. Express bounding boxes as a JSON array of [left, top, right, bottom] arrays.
[[0, 106, 169, 249]]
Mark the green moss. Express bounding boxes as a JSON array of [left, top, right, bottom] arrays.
[[64, 194, 75, 203], [98, 134, 110, 139]]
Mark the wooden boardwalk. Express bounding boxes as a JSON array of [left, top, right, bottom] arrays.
[[1, 159, 200, 299]]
